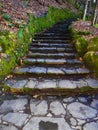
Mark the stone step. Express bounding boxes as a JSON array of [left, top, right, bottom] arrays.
[[23, 58, 83, 66], [13, 66, 90, 78], [34, 37, 71, 40], [32, 39, 70, 43], [29, 47, 75, 53], [35, 33, 70, 37], [27, 52, 75, 59], [5, 77, 98, 90], [30, 43, 73, 48]]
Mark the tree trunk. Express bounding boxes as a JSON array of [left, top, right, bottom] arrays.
[[92, 0, 98, 25], [83, 0, 90, 21]]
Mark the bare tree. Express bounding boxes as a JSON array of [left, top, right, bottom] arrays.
[[92, 0, 98, 25], [83, 0, 91, 21]]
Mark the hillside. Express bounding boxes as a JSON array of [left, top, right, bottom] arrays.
[[0, 0, 77, 33]]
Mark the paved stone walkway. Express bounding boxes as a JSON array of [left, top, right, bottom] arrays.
[[0, 92, 98, 130]]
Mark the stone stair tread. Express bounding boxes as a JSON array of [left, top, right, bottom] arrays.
[[33, 39, 70, 43], [29, 47, 75, 53], [5, 77, 98, 89], [33, 37, 70, 40], [23, 58, 83, 65], [35, 32, 70, 37], [30, 43, 73, 47], [27, 52, 75, 57], [13, 66, 90, 76]]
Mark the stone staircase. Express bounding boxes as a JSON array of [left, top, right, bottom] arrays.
[[3, 20, 98, 96]]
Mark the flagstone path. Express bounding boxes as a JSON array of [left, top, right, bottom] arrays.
[[0, 19, 98, 130], [0, 93, 98, 130]]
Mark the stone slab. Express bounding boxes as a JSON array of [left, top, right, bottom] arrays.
[[50, 101, 66, 116], [0, 99, 28, 113], [30, 100, 48, 115], [25, 80, 37, 88], [6, 80, 27, 88], [67, 102, 97, 119], [86, 78, 98, 88], [2, 112, 29, 127], [29, 67, 47, 74], [0, 125, 18, 130], [58, 80, 77, 89], [36, 80, 57, 89], [23, 117, 74, 130], [47, 68, 64, 75]]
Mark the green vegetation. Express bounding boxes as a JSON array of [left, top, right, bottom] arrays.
[[75, 36, 87, 56], [72, 28, 98, 77], [87, 37, 98, 51], [71, 29, 88, 56], [95, 24, 98, 28], [84, 51, 98, 76], [84, 37, 98, 76], [0, 7, 76, 80]]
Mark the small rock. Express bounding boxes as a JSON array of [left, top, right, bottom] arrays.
[[91, 99, 98, 110], [63, 97, 75, 103], [78, 97, 87, 103], [77, 119, 86, 125], [47, 113, 52, 117], [70, 117, 77, 126]]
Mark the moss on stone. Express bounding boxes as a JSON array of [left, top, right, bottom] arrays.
[[75, 37, 87, 56], [87, 37, 98, 51], [84, 51, 98, 76]]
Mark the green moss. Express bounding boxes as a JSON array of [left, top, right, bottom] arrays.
[[95, 24, 98, 28], [2, 85, 10, 91], [84, 51, 98, 76], [3, 13, 11, 21], [87, 37, 98, 51], [23, 87, 34, 95], [75, 37, 87, 56], [78, 31, 92, 35], [0, 55, 17, 80]]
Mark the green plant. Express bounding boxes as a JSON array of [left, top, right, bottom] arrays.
[[3, 13, 11, 22], [75, 37, 87, 56], [95, 24, 98, 28]]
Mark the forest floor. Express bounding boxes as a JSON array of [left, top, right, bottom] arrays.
[[72, 20, 98, 41], [0, 0, 98, 39], [0, 0, 77, 33]]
